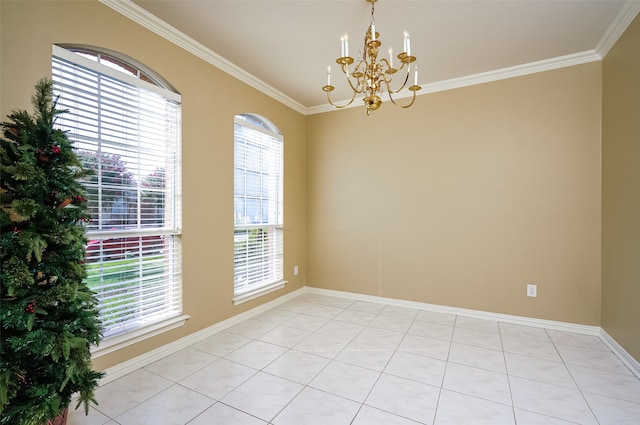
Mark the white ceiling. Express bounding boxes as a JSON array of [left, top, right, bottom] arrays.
[[110, 0, 639, 114]]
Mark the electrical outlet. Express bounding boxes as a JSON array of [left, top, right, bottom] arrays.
[[294, 265, 299, 276], [527, 284, 537, 297]]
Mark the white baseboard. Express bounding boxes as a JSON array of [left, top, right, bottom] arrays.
[[304, 287, 601, 335], [100, 287, 305, 385], [599, 328, 640, 379], [100, 285, 640, 385], [306, 287, 640, 378]]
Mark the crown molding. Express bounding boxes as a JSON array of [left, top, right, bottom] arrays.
[[420, 50, 602, 94], [596, 0, 640, 57], [98, 0, 307, 115], [101, 0, 638, 117], [306, 50, 602, 115]]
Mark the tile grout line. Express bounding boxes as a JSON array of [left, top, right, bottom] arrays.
[[498, 323, 519, 425], [77, 293, 640, 425], [431, 313, 457, 425]]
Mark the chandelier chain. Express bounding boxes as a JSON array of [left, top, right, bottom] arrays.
[[370, 0, 375, 25]]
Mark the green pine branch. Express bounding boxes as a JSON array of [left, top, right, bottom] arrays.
[[1, 79, 104, 425]]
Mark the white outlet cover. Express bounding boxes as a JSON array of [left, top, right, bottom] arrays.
[[527, 284, 537, 297]]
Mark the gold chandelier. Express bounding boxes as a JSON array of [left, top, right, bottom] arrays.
[[322, 0, 421, 115]]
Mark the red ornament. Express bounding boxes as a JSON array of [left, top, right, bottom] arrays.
[[51, 145, 61, 154], [25, 303, 35, 314]]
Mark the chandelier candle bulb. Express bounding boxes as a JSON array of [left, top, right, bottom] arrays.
[[327, 66, 331, 85], [345, 34, 349, 57], [371, 23, 376, 41], [340, 36, 345, 57], [389, 48, 393, 67], [414, 65, 418, 86], [403, 30, 408, 53]]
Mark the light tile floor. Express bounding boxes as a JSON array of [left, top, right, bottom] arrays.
[[68, 293, 640, 425]]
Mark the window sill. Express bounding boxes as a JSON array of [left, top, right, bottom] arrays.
[[233, 280, 288, 305], [91, 314, 190, 358]]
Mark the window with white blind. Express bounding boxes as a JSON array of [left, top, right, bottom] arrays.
[[233, 114, 284, 304], [51, 45, 184, 346]]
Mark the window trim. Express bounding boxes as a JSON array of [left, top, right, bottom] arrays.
[[233, 114, 284, 303], [232, 280, 287, 306], [53, 45, 181, 102], [52, 44, 183, 344], [91, 314, 190, 358]]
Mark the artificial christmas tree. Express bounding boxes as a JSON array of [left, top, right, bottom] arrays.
[[0, 79, 104, 425]]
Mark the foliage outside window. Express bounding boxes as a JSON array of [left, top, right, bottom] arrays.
[[51, 45, 182, 340], [234, 114, 283, 301]]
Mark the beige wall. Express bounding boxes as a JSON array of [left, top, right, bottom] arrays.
[[307, 63, 602, 325], [0, 1, 307, 370], [602, 14, 640, 362], [3, 0, 637, 369]]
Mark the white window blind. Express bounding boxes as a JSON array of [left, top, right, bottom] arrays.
[[52, 45, 182, 339], [234, 115, 283, 297]]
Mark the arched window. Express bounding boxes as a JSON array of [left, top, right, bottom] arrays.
[[233, 114, 284, 304], [51, 45, 184, 345]]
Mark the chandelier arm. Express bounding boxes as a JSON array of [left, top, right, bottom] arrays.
[[382, 67, 410, 95], [387, 89, 418, 109], [323, 0, 420, 114], [342, 65, 364, 93], [324, 86, 358, 109], [379, 57, 393, 73]]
